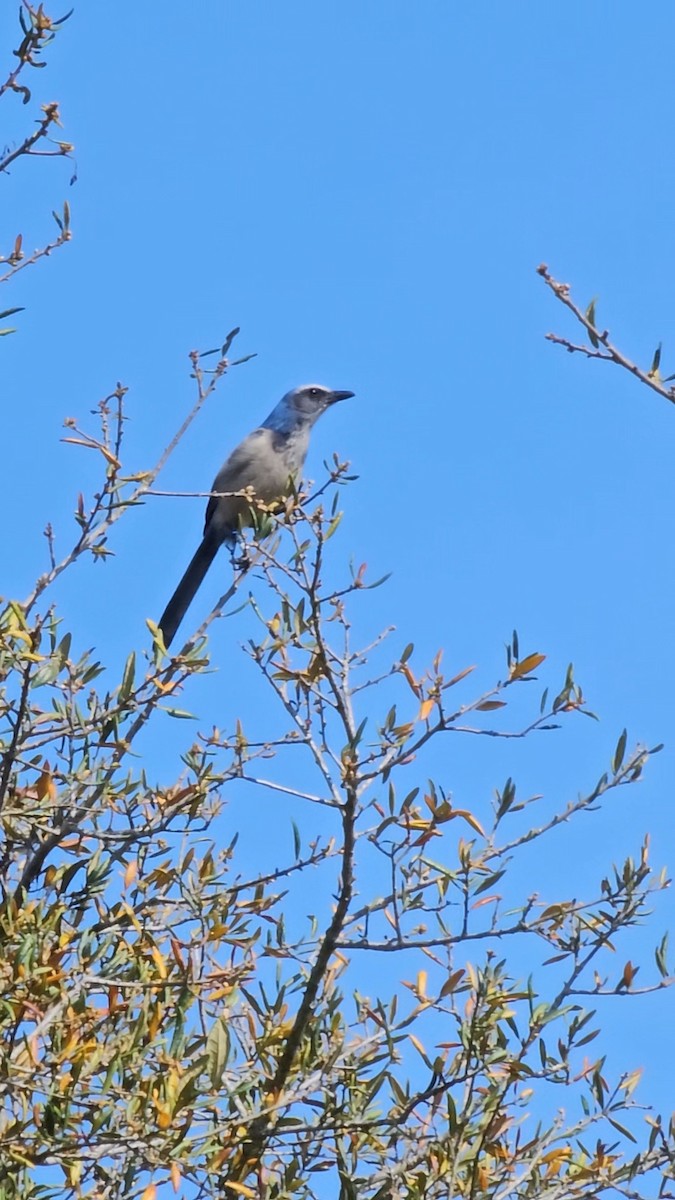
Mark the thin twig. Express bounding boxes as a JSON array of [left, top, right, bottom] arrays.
[[537, 262, 675, 406]]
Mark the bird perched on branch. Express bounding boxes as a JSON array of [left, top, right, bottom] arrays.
[[158, 383, 353, 649]]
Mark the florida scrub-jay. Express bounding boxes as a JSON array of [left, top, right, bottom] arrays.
[[157, 383, 353, 648]]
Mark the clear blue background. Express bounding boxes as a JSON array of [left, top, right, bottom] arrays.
[[4, 0, 675, 1139]]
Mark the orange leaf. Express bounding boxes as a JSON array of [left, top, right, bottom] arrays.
[[510, 652, 546, 679], [141, 1187, 157, 1200], [439, 969, 465, 998], [170, 1163, 181, 1193], [400, 664, 421, 696], [418, 698, 435, 722], [123, 860, 138, 889], [170, 938, 186, 970]]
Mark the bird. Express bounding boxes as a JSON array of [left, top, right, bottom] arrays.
[[157, 383, 354, 649]]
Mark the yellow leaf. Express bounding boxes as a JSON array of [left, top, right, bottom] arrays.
[[170, 1163, 181, 1192], [148, 1003, 164, 1040], [393, 723, 415, 739], [150, 945, 168, 979], [121, 902, 143, 933], [124, 860, 138, 889], [418, 698, 435, 722], [620, 1067, 642, 1094], [454, 809, 485, 836], [36, 764, 56, 801], [409, 1033, 427, 1058], [61, 1031, 80, 1057], [541, 1146, 572, 1165], [68, 1162, 83, 1186], [224, 1185, 256, 1198], [141, 1186, 157, 1200], [207, 985, 234, 1002], [416, 970, 427, 998]]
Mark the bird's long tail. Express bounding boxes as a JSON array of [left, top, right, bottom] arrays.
[[158, 533, 220, 649]]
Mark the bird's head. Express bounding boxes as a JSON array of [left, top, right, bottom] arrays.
[[263, 384, 354, 433], [283, 384, 355, 418]]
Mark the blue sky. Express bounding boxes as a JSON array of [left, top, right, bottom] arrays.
[[4, 0, 675, 1139]]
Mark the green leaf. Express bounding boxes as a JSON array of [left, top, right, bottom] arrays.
[[655, 932, 669, 978], [206, 1017, 230, 1088], [31, 657, 62, 687], [118, 651, 135, 704], [585, 297, 600, 347], [607, 1116, 637, 1143], [474, 868, 506, 895], [349, 716, 368, 749], [364, 572, 392, 590], [649, 342, 662, 377], [612, 728, 627, 774], [325, 512, 343, 539]]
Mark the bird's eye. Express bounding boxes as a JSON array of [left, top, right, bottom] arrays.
[[309, 387, 320, 397]]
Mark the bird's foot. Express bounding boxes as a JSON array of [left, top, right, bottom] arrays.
[[229, 541, 250, 572]]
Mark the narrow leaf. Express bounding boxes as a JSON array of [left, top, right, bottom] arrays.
[[586, 297, 600, 348]]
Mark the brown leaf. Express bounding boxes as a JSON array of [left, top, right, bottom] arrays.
[[446, 664, 476, 687]]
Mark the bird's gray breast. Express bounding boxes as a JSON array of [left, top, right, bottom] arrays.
[[270, 427, 310, 474]]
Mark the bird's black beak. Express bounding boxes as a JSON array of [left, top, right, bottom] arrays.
[[328, 390, 354, 404]]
